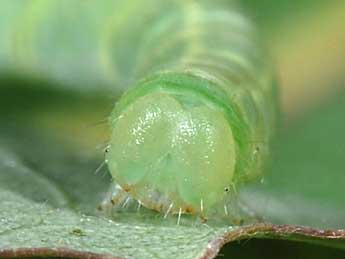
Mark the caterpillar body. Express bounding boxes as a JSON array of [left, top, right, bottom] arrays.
[[103, 0, 278, 221], [1, 0, 278, 222]]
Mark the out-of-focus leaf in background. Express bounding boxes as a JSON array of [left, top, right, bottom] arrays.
[[1, 0, 345, 258], [243, 0, 345, 117]]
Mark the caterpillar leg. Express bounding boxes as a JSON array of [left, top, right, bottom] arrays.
[[220, 198, 262, 225], [99, 183, 189, 226], [98, 183, 137, 215]]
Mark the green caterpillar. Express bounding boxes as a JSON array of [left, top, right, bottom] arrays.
[[1, 0, 278, 222], [103, 0, 278, 221]]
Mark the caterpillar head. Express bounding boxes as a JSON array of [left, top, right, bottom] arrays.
[[106, 86, 236, 216]]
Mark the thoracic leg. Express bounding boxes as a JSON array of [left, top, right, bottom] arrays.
[[98, 183, 136, 214]]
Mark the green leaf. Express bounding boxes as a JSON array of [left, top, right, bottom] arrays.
[[1, 87, 345, 258], [0, 190, 222, 259]]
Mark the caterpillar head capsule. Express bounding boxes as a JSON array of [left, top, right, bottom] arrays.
[[106, 88, 236, 216]]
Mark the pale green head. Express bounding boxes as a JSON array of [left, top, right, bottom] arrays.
[[106, 87, 236, 215]]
